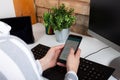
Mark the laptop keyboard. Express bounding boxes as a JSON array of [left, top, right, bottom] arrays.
[[31, 44, 115, 80]]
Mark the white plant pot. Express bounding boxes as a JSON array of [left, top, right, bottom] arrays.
[[54, 28, 70, 43]]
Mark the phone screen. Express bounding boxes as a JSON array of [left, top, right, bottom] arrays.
[[58, 35, 82, 63]]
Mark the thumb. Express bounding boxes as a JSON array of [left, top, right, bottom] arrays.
[[75, 48, 81, 58], [69, 48, 75, 55]]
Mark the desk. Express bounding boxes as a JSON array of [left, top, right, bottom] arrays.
[[29, 23, 120, 80]]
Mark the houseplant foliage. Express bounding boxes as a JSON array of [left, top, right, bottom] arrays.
[[44, 4, 76, 31], [43, 11, 54, 35], [43, 4, 76, 42], [50, 4, 76, 31]]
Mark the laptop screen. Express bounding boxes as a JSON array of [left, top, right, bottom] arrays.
[[0, 16, 34, 44]]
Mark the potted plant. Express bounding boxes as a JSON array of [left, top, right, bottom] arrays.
[[43, 12, 54, 35], [43, 4, 76, 42]]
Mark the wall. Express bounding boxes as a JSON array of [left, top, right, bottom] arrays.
[[13, 0, 37, 24], [35, 0, 90, 35], [0, 0, 36, 24], [0, 0, 90, 35], [0, 0, 15, 18]]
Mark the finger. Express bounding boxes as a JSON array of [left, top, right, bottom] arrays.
[[75, 48, 81, 58], [56, 49, 61, 54], [69, 48, 75, 55], [53, 44, 64, 50], [57, 62, 66, 67], [55, 50, 61, 58]]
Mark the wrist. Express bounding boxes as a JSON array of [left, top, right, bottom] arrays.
[[39, 57, 49, 71], [65, 71, 78, 80], [67, 67, 77, 73]]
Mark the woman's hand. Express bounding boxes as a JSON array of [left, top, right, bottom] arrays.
[[66, 48, 81, 73], [39, 45, 64, 71]]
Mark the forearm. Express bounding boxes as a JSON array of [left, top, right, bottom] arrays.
[[36, 60, 79, 80], [64, 71, 78, 80]]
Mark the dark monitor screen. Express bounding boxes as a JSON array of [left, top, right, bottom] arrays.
[[89, 0, 120, 52], [0, 16, 34, 44]]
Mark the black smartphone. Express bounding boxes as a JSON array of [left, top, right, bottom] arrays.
[[58, 34, 82, 64]]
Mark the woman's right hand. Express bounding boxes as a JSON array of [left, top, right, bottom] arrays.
[[66, 48, 81, 73]]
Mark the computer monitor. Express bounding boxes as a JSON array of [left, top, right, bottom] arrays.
[[88, 0, 120, 79], [88, 0, 120, 52]]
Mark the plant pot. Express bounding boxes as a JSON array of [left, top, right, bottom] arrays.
[[54, 28, 70, 43], [45, 26, 54, 35]]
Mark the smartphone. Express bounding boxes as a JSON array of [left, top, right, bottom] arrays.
[[58, 34, 82, 64]]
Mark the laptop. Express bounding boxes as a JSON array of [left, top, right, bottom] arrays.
[[0, 16, 34, 44]]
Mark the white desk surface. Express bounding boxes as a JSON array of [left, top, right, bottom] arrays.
[[29, 23, 120, 80]]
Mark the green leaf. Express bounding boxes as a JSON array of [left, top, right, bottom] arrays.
[[43, 4, 76, 31]]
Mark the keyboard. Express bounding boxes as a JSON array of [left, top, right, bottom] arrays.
[[31, 44, 115, 80]]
